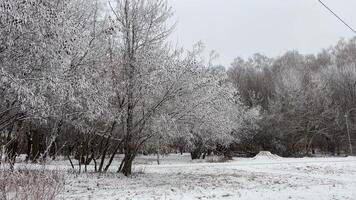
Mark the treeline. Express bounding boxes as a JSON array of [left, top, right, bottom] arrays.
[[228, 37, 356, 156]]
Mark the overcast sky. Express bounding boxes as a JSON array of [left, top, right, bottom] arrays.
[[167, 0, 356, 67]]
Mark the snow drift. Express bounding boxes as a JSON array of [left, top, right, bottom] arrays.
[[253, 151, 281, 160]]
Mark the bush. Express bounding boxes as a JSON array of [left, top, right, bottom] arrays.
[[0, 169, 64, 200]]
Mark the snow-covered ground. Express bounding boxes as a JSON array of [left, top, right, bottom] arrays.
[[15, 154, 356, 200]]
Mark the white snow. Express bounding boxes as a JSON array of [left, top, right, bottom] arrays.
[[12, 154, 356, 200], [252, 151, 282, 161]]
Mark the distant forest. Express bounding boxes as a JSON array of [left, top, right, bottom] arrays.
[[228, 37, 356, 157]]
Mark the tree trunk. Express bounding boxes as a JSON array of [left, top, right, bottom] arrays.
[[179, 146, 184, 155], [25, 132, 32, 162], [31, 130, 40, 162], [121, 154, 134, 176], [121, 58, 135, 176], [156, 151, 160, 165], [50, 139, 57, 160], [98, 139, 110, 172], [157, 137, 160, 165], [67, 146, 75, 169], [68, 154, 74, 169], [93, 157, 97, 172], [104, 142, 121, 172], [78, 156, 81, 173], [78, 145, 82, 173], [117, 156, 125, 173]]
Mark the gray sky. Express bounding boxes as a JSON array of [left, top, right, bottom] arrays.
[[167, 0, 356, 67]]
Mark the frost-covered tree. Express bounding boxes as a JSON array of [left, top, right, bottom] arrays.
[[148, 44, 260, 160], [0, 0, 105, 163], [108, 0, 182, 175]]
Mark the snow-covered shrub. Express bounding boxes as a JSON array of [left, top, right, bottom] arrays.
[[0, 169, 64, 200]]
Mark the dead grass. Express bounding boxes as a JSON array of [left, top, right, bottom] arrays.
[[0, 169, 64, 200], [206, 156, 229, 163]]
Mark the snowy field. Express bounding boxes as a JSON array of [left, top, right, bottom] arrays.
[[15, 153, 354, 200]]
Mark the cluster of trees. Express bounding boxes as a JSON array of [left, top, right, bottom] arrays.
[[0, 0, 257, 175], [228, 37, 356, 156], [1, 0, 354, 176]]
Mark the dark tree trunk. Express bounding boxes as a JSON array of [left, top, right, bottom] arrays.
[[93, 157, 98, 172], [117, 156, 125, 173], [67, 146, 75, 169], [49, 139, 57, 160], [30, 130, 40, 162], [78, 154, 82, 173], [104, 142, 121, 172], [122, 74, 135, 176], [98, 140, 110, 172], [179, 146, 184, 155], [68, 154, 74, 169], [25, 132, 32, 162], [121, 153, 134, 176]]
